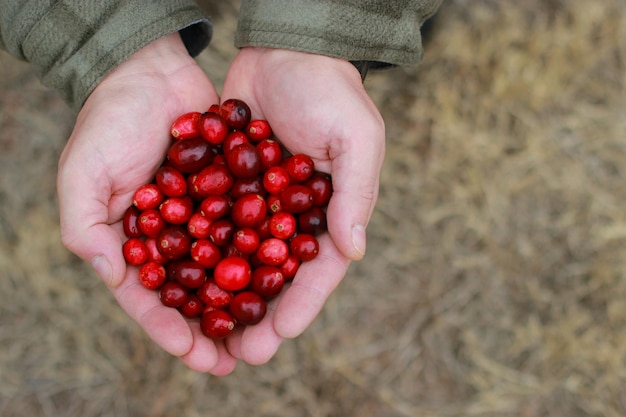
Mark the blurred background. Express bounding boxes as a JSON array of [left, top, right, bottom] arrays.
[[1, 1, 626, 416]]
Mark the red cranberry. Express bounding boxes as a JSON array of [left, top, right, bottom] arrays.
[[214, 256, 252, 291], [138, 261, 167, 290], [219, 98, 251, 130], [167, 137, 214, 174], [200, 309, 236, 339], [229, 291, 267, 325], [199, 111, 229, 145], [170, 111, 201, 140], [159, 282, 188, 308]]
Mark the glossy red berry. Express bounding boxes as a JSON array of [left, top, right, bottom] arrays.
[[138, 261, 167, 290], [198, 279, 233, 308], [122, 237, 149, 265], [138, 208, 166, 238], [123, 206, 143, 238], [231, 194, 267, 228], [246, 119, 272, 142], [256, 139, 282, 170], [226, 143, 262, 179], [298, 207, 327, 235], [256, 238, 289, 266], [305, 172, 333, 207], [199, 111, 229, 145], [156, 225, 192, 261], [280, 184, 314, 213], [250, 266, 284, 299], [193, 164, 234, 197], [167, 136, 213, 174], [219, 98, 251, 130], [187, 212, 212, 239], [200, 309, 236, 339], [232, 228, 260, 254], [190, 239, 222, 268], [290, 233, 320, 261], [159, 196, 194, 225], [283, 154, 315, 182], [133, 183, 164, 211], [173, 259, 207, 289], [155, 166, 187, 197], [229, 291, 267, 325], [170, 111, 201, 140], [269, 211, 297, 240], [263, 166, 290, 195], [159, 281, 188, 308], [180, 294, 204, 319], [214, 257, 252, 291]]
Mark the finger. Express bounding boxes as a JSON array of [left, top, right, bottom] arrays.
[[326, 118, 385, 260], [236, 297, 284, 365], [179, 321, 237, 375], [111, 271, 193, 357], [57, 157, 128, 288], [273, 233, 350, 338]]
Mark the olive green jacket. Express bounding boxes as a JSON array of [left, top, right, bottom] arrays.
[[0, 0, 441, 111]]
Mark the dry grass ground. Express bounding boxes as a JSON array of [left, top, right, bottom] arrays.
[[1, 1, 626, 416]]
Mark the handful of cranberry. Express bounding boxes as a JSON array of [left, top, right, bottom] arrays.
[[121, 99, 331, 339]]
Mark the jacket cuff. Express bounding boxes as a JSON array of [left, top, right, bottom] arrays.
[[20, 1, 211, 111], [235, 0, 441, 67]]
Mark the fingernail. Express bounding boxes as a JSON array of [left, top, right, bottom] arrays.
[[351, 224, 367, 259], [91, 255, 114, 287]]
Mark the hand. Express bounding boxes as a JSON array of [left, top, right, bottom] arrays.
[[57, 33, 236, 374], [220, 48, 386, 364]]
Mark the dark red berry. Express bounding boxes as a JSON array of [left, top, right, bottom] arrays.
[[280, 184, 314, 213], [200, 309, 236, 339], [290, 233, 320, 261], [159, 282, 188, 308], [250, 266, 284, 299], [180, 294, 204, 319], [155, 166, 187, 197], [123, 206, 143, 238], [229, 291, 267, 325], [226, 143, 262, 179], [156, 225, 192, 261], [219, 98, 251, 130], [231, 194, 267, 228], [167, 136, 214, 174]]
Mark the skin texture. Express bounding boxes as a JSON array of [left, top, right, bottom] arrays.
[[57, 34, 385, 373]]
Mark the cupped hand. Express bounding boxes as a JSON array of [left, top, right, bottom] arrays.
[[57, 33, 236, 374], [220, 48, 386, 364]]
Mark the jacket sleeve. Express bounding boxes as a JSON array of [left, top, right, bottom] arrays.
[[0, 1, 212, 111], [234, 0, 442, 67]]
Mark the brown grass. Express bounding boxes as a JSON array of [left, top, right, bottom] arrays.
[[1, 0, 626, 416]]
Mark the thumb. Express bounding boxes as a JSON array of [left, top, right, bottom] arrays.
[[326, 123, 385, 260]]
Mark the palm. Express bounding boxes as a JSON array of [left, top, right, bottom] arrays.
[[220, 48, 386, 364]]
